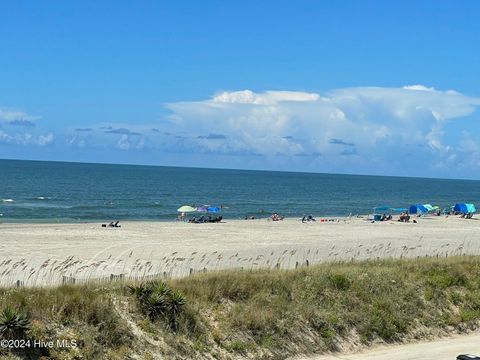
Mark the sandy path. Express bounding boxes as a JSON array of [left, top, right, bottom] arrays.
[[0, 216, 479, 286], [296, 333, 480, 360]]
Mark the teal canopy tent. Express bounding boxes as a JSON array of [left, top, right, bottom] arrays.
[[390, 207, 408, 212], [453, 203, 476, 214], [374, 206, 408, 213]]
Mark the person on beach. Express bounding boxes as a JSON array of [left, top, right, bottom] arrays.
[[302, 215, 316, 223], [177, 212, 186, 221], [271, 213, 284, 221], [399, 212, 410, 222]]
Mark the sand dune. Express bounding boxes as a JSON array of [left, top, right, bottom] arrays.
[[0, 216, 479, 286]]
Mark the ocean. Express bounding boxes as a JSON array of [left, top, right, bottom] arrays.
[[0, 159, 479, 222]]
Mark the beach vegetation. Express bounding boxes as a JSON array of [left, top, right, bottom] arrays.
[[0, 306, 30, 340], [2, 256, 480, 359], [129, 280, 186, 331]]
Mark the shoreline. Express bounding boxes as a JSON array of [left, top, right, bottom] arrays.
[[0, 214, 357, 224]]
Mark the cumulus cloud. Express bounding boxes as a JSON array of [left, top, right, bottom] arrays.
[[0, 107, 41, 124], [5, 86, 480, 177], [115, 134, 145, 150], [0, 130, 54, 146], [212, 90, 320, 105], [36, 133, 54, 145], [165, 86, 480, 174], [0, 106, 52, 146], [402, 84, 435, 91], [64, 123, 152, 151]]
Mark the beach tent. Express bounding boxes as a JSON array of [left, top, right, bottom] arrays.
[[453, 203, 476, 214], [177, 205, 197, 212], [409, 204, 434, 214], [373, 206, 408, 213], [390, 207, 408, 212], [197, 205, 221, 213], [423, 204, 435, 212], [369, 206, 406, 221]]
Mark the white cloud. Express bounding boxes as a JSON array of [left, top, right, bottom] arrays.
[[36, 133, 54, 146], [114, 134, 146, 151], [5, 87, 480, 177], [165, 86, 480, 174], [402, 84, 435, 91], [0, 107, 41, 124], [212, 90, 320, 104], [0, 130, 54, 146]]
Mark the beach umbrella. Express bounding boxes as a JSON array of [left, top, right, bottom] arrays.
[[177, 205, 197, 212], [196, 205, 209, 212], [207, 206, 221, 213]]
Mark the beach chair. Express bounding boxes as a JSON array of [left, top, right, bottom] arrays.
[[367, 214, 382, 221]]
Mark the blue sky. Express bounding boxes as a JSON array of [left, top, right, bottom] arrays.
[[1, 1, 480, 178]]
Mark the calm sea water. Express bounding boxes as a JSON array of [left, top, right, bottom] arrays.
[[0, 159, 479, 222]]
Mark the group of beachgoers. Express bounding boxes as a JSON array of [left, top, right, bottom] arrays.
[[373, 207, 474, 223], [174, 202, 476, 224], [447, 210, 474, 218], [188, 215, 223, 223]]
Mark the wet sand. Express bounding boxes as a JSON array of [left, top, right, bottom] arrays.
[[0, 216, 479, 286]]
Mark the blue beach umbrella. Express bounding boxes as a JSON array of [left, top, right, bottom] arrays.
[[196, 205, 222, 213]]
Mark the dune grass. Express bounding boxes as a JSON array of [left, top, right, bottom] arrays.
[[2, 256, 480, 359]]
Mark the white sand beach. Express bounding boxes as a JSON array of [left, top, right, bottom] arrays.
[[0, 216, 479, 286]]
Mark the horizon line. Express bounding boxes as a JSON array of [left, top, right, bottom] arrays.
[[1, 157, 479, 182]]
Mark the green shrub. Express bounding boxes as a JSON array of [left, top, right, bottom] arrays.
[[327, 273, 351, 290], [0, 306, 30, 340], [130, 281, 186, 331], [427, 267, 467, 289]]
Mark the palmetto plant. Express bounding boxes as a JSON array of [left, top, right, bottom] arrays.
[[0, 306, 30, 340], [167, 291, 186, 331], [129, 281, 186, 331], [144, 291, 169, 321]]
